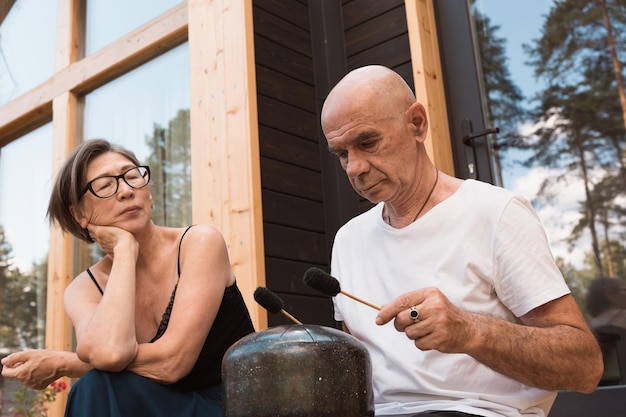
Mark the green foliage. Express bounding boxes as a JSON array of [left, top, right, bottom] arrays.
[[10, 380, 67, 417], [0, 226, 47, 349]]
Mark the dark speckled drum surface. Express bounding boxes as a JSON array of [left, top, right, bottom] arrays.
[[222, 324, 374, 417]]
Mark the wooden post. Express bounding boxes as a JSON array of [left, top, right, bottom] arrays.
[[45, 1, 82, 416], [187, 0, 266, 329], [405, 0, 455, 176]]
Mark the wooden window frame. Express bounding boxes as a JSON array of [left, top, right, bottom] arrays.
[[0, 2, 263, 415]]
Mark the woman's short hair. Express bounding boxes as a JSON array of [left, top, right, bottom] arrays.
[[47, 139, 141, 243]]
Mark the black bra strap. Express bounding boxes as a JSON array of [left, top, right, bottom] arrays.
[[177, 225, 194, 277], [86, 226, 194, 343], [150, 225, 195, 343], [86, 268, 104, 295]]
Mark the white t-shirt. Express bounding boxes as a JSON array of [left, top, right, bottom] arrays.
[[331, 180, 571, 417]]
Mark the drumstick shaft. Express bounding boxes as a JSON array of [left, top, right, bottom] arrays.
[[281, 309, 303, 325], [340, 290, 381, 311]]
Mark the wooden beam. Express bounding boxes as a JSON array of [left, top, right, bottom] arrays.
[[0, 0, 15, 26], [45, 2, 81, 416], [0, 2, 188, 146], [188, 0, 266, 329], [405, 0, 455, 176]]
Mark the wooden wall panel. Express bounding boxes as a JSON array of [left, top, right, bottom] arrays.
[[260, 157, 322, 200], [269, 292, 336, 327], [343, 0, 413, 85], [257, 0, 310, 31], [349, 36, 414, 72], [342, 0, 405, 29], [262, 190, 325, 232], [258, 125, 319, 170], [256, 66, 316, 113], [263, 224, 327, 264], [254, 0, 335, 328], [345, 5, 408, 56], [253, 6, 311, 54], [253, 36, 314, 84], [253, 0, 421, 329], [257, 95, 318, 140]]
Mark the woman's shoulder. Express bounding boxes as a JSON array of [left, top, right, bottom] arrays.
[[175, 224, 229, 257], [178, 224, 225, 242], [65, 258, 111, 301]]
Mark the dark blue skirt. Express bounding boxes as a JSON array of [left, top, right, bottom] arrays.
[[64, 370, 222, 417]]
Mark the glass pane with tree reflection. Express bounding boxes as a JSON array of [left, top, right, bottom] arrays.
[[0, 125, 52, 353], [84, 43, 191, 232], [472, 0, 626, 386]]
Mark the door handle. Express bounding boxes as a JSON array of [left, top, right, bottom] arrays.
[[461, 119, 499, 179], [462, 126, 500, 145]]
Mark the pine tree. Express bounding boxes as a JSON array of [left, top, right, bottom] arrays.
[[523, 0, 626, 278]]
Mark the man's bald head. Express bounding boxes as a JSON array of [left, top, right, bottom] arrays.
[[321, 65, 417, 131]]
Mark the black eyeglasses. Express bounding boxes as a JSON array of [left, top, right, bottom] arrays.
[[81, 166, 151, 199]]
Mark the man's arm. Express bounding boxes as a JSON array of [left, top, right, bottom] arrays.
[[464, 294, 602, 392], [376, 289, 603, 393]]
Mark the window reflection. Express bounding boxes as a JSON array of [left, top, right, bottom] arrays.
[[84, 42, 191, 232], [85, 0, 182, 55], [0, 0, 56, 105], [0, 124, 52, 351], [472, 0, 626, 386]]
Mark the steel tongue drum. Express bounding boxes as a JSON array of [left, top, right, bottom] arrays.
[[222, 324, 374, 417]]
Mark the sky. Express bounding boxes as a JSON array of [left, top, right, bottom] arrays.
[[476, 0, 553, 92]]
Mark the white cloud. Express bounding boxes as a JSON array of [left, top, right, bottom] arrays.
[[510, 165, 589, 268]]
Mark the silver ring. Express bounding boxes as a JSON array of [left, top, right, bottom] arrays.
[[409, 306, 419, 322]]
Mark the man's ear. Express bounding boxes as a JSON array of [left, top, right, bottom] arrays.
[[408, 102, 429, 141], [70, 205, 89, 228]]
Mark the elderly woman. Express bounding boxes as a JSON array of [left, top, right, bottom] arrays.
[[1, 139, 255, 417]]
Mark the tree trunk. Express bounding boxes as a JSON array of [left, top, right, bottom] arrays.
[[599, 0, 626, 136], [601, 210, 616, 277], [576, 133, 603, 277]]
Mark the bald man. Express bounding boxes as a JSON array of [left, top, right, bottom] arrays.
[[321, 65, 602, 417]]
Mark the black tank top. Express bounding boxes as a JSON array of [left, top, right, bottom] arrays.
[[86, 225, 255, 389]]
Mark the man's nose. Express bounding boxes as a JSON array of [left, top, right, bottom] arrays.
[[345, 153, 367, 177]]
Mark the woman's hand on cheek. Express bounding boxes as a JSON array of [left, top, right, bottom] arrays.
[[87, 224, 137, 257]]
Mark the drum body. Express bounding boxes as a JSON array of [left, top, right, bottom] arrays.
[[222, 324, 374, 417]]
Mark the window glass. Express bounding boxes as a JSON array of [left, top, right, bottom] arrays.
[[84, 42, 191, 230], [0, 124, 53, 353], [85, 0, 182, 55], [0, 0, 56, 105], [472, 0, 626, 386]]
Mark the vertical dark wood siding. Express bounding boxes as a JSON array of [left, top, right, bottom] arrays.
[[253, 0, 413, 327]]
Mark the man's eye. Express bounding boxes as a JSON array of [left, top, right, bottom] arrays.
[[361, 141, 376, 149]]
